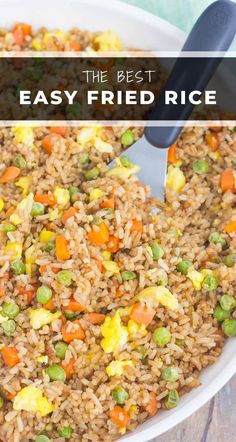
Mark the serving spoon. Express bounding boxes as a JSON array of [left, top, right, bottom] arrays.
[[113, 0, 236, 199]]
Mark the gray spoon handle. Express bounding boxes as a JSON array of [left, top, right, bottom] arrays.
[[144, 0, 236, 149]]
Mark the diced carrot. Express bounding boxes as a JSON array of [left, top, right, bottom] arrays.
[[13, 23, 32, 36], [143, 392, 158, 417], [130, 303, 155, 326], [39, 265, 60, 275], [41, 134, 55, 154], [17, 286, 37, 303], [61, 320, 85, 343], [130, 219, 143, 234], [50, 126, 67, 137], [64, 298, 85, 312], [225, 220, 236, 234], [167, 144, 178, 164], [61, 207, 77, 224], [2, 347, 19, 368], [220, 169, 235, 192], [101, 198, 115, 210], [0, 166, 21, 183], [109, 406, 131, 428], [83, 313, 105, 324], [115, 288, 123, 298], [0, 282, 5, 298], [34, 193, 56, 206], [205, 133, 219, 151], [44, 298, 55, 311], [208, 126, 222, 133], [5, 206, 15, 218], [88, 222, 109, 246], [13, 28, 24, 46], [5, 391, 17, 401], [69, 39, 81, 51], [56, 235, 71, 261], [94, 259, 103, 272], [60, 356, 75, 379], [107, 236, 120, 254]]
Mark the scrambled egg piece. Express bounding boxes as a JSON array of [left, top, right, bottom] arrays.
[[101, 250, 111, 260], [187, 270, 204, 290], [89, 188, 104, 202], [39, 229, 56, 242], [10, 193, 34, 226], [102, 260, 120, 276], [29, 308, 61, 330], [12, 127, 34, 145], [0, 198, 4, 212], [135, 286, 178, 311], [107, 164, 140, 179], [37, 355, 48, 364], [42, 31, 68, 44], [4, 242, 22, 262], [127, 319, 147, 337], [166, 166, 186, 192], [48, 208, 62, 221], [94, 31, 121, 51], [13, 386, 54, 416], [101, 311, 128, 354], [77, 127, 100, 146], [94, 137, 113, 153], [53, 187, 70, 206], [106, 360, 134, 377], [15, 177, 31, 195], [25, 244, 36, 276]]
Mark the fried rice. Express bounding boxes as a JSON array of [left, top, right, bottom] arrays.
[[0, 24, 236, 442]]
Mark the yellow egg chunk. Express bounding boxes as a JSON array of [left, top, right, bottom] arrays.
[[10, 193, 34, 225], [53, 187, 70, 206], [89, 188, 104, 202], [13, 386, 54, 416], [0, 198, 4, 212], [127, 319, 147, 337], [29, 308, 61, 330], [106, 164, 140, 179], [102, 260, 120, 276], [4, 242, 22, 262], [39, 229, 56, 242], [106, 360, 133, 377], [94, 31, 121, 51], [135, 286, 178, 311], [94, 137, 113, 153], [187, 270, 204, 290], [101, 311, 128, 354], [166, 166, 186, 192], [15, 177, 31, 195], [12, 127, 34, 145], [25, 244, 36, 276]]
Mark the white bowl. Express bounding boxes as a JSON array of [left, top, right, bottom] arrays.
[[1, 0, 236, 440]]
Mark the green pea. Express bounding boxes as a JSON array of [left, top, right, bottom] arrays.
[[152, 327, 171, 347], [223, 254, 236, 268], [43, 241, 55, 253], [156, 277, 168, 287], [54, 341, 68, 360], [2, 222, 16, 233], [13, 155, 27, 170], [0, 396, 4, 409], [165, 389, 179, 409], [45, 363, 66, 382], [202, 274, 218, 291], [220, 295, 236, 312], [31, 202, 45, 217], [56, 270, 73, 287], [222, 319, 236, 337], [112, 386, 129, 405], [57, 426, 73, 439], [10, 259, 26, 275], [45, 424, 53, 431], [64, 310, 77, 320], [149, 241, 164, 260], [208, 232, 227, 247], [192, 159, 209, 175], [80, 154, 90, 165], [35, 436, 51, 442], [2, 302, 19, 319], [175, 339, 184, 347], [120, 156, 132, 167], [69, 186, 80, 203], [161, 367, 179, 382], [66, 103, 81, 116], [176, 259, 192, 276], [121, 130, 135, 146], [213, 305, 230, 321], [36, 285, 52, 304], [85, 167, 100, 181], [1, 320, 16, 336], [121, 271, 137, 281]]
